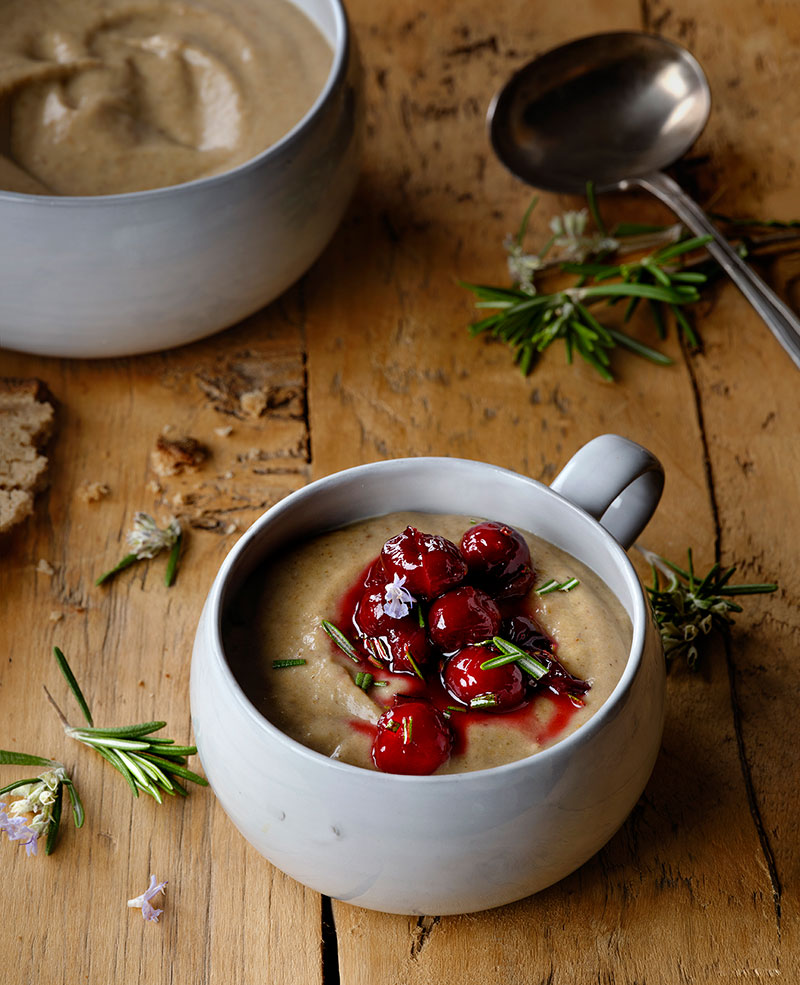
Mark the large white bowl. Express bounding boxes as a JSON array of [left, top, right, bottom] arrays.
[[191, 434, 666, 914], [0, 0, 360, 359]]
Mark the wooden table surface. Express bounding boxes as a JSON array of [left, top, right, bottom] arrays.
[[1, 0, 798, 982]]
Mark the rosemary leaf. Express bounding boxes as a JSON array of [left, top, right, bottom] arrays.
[[607, 328, 674, 365], [72, 721, 167, 738], [95, 553, 139, 587], [0, 751, 53, 767], [613, 221, 670, 236], [0, 777, 42, 796], [53, 647, 94, 726], [164, 532, 182, 587], [92, 744, 139, 796], [43, 783, 63, 856], [62, 777, 85, 828], [145, 754, 209, 786], [321, 620, 360, 663]]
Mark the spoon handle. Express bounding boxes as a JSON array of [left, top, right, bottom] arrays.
[[633, 171, 800, 370]]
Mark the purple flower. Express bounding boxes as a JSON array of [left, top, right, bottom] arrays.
[[0, 803, 40, 856], [383, 574, 415, 619], [128, 874, 168, 922]]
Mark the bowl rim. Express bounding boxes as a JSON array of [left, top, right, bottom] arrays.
[[200, 456, 656, 785], [0, 0, 351, 208]]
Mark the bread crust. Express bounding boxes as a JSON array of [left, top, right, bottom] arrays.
[[0, 377, 54, 535]]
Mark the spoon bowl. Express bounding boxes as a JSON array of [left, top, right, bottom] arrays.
[[489, 32, 710, 193], [488, 31, 800, 368]]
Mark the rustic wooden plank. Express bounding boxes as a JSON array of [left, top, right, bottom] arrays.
[[303, 0, 790, 982], [0, 302, 321, 985], [656, 1, 800, 977]]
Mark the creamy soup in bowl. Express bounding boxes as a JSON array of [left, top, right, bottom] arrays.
[[0, 0, 333, 196], [0, 0, 360, 358], [191, 436, 667, 914]]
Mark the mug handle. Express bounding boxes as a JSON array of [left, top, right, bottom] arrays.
[[550, 434, 664, 550]]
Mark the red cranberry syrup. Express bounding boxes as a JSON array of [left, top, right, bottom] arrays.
[[328, 522, 590, 775]]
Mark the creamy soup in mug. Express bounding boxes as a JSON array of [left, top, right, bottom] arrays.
[[224, 512, 632, 775], [0, 0, 333, 195]]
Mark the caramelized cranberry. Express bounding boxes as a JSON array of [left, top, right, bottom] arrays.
[[503, 614, 553, 653], [362, 561, 388, 592], [493, 563, 536, 601], [381, 526, 468, 599], [461, 521, 531, 581], [541, 659, 592, 702], [355, 587, 394, 637], [428, 586, 501, 652], [383, 623, 431, 674], [502, 615, 588, 701], [371, 697, 452, 774], [442, 645, 526, 712]]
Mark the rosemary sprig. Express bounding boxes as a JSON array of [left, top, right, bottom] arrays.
[[0, 751, 84, 856], [479, 636, 549, 680], [638, 547, 778, 669], [45, 647, 207, 803], [96, 512, 182, 588], [462, 188, 720, 379]]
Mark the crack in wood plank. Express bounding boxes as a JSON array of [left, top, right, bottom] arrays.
[[410, 914, 441, 959], [321, 896, 341, 985], [681, 341, 782, 935]]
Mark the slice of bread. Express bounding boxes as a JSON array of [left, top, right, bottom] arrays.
[[0, 378, 54, 534]]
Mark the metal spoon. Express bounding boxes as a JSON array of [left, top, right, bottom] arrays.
[[488, 31, 800, 369]]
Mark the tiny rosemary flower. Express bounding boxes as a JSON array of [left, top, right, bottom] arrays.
[[549, 209, 619, 261], [0, 760, 83, 857], [96, 512, 183, 587], [6, 765, 65, 819], [128, 512, 181, 559], [128, 874, 168, 923], [0, 804, 40, 856], [504, 236, 543, 295], [383, 574, 416, 619]]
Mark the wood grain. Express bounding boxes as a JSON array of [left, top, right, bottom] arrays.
[[1, 0, 798, 982]]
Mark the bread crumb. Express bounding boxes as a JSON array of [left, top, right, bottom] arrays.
[[162, 424, 175, 435], [224, 522, 237, 535], [221, 470, 234, 480], [77, 481, 110, 504], [240, 390, 267, 418], [214, 425, 234, 438], [150, 435, 209, 477], [147, 479, 162, 494], [49, 611, 63, 622], [36, 558, 54, 575]]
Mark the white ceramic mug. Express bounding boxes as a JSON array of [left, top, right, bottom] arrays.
[[191, 434, 666, 914]]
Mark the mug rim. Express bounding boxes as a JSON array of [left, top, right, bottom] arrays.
[[0, 0, 350, 208], [203, 456, 652, 784]]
